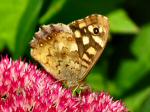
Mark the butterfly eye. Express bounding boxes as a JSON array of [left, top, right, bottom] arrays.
[[93, 27, 99, 34]]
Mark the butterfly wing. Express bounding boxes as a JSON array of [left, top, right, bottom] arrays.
[[30, 24, 86, 87], [30, 14, 109, 87], [69, 14, 109, 81]]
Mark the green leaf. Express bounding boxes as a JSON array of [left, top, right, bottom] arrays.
[[87, 72, 105, 91], [132, 24, 150, 66], [40, 0, 67, 24], [48, 0, 124, 24], [141, 96, 150, 112], [108, 9, 139, 34], [125, 87, 150, 112], [115, 24, 150, 93], [0, 0, 28, 53], [13, 0, 43, 59], [0, 39, 4, 51], [116, 60, 149, 92], [86, 66, 108, 91]]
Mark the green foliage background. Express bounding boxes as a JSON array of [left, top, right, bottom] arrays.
[[0, 0, 150, 111]]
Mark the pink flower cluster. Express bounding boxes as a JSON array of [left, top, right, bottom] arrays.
[[0, 57, 128, 112]]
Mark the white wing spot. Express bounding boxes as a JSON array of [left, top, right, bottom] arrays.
[[79, 22, 86, 29], [86, 47, 96, 55], [99, 27, 103, 33], [74, 30, 81, 38], [92, 35, 104, 47], [88, 25, 94, 33], [70, 42, 78, 51], [103, 16, 108, 20], [84, 28, 87, 33], [82, 36, 89, 45], [82, 61, 89, 68], [82, 53, 91, 62]]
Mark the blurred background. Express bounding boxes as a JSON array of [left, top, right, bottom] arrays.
[[0, 0, 150, 111]]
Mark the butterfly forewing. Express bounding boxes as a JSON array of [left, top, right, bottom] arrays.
[[69, 14, 109, 80], [30, 14, 109, 88]]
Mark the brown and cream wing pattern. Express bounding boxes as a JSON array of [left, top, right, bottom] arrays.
[[30, 14, 109, 87]]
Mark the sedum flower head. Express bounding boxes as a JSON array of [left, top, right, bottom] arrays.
[[0, 57, 128, 112]]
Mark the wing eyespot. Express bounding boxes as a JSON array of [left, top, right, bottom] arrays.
[[93, 27, 99, 34]]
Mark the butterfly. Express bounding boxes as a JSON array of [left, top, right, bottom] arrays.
[[30, 14, 109, 88]]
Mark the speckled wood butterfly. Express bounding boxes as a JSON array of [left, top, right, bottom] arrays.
[[30, 14, 109, 88]]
